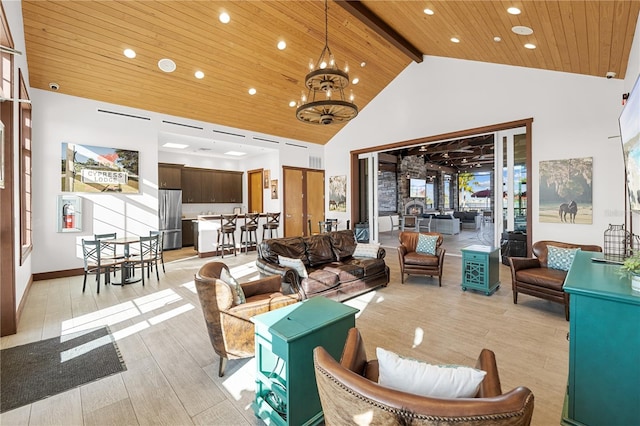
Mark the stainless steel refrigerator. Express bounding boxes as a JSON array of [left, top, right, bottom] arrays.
[[159, 189, 182, 250]]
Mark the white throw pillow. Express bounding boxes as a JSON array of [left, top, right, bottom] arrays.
[[376, 347, 486, 398], [278, 255, 308, 278], [219, 268, 246, 305], [352, 243, 380, 258]]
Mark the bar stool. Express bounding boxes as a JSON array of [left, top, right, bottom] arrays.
[[217, 214, 237, 258], [240, 213, 260, 254], [262, 212, 280, 240]]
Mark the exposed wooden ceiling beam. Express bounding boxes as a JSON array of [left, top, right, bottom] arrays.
[[335, 0, 423, 64]]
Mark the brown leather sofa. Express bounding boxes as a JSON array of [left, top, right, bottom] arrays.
[[508, 240, 602, 320], [397, 231, 446, 285], [256, 230, 389, 301], [313, 328, 534, 425], [194, 261, 299, 376]]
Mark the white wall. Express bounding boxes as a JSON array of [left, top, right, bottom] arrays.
[[326, 55, 626, 246], [30, 89, 320, 274]]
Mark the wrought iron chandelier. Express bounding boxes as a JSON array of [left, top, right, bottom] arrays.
[[296, 0, 358, 125]]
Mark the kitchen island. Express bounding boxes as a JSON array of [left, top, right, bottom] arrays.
[[194, 213, 270, 257]]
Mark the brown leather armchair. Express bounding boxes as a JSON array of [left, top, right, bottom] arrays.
[[194, 261, 299, 376], [313, 328, 534, 425], [397, 231, 446, 285], [509, 240, 602, 320]]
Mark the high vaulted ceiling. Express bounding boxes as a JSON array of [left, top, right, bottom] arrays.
[[21, 1, 639, 146]]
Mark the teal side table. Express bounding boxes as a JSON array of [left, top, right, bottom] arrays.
[[252, 296, 359, 425], [461, 245, 500, 295], [562, 251, 640, 425]]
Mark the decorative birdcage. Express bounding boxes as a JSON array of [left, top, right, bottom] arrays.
[[603, 224, 629, 261]]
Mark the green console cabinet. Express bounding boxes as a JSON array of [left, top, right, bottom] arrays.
[[461, 245, 500, 295], [562, 251, 640, 425], [252, 296, 358, 425]]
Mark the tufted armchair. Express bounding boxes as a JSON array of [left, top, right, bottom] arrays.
[[397, 231, 446, 286], [313, 328, 534, 425], [194, 261, 299, 376], [508, 240, 602, 320]]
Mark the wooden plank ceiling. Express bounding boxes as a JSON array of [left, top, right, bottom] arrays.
[[21, 1, 639, 145]]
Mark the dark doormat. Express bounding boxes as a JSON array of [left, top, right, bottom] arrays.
[[0, 327, 126, 413]]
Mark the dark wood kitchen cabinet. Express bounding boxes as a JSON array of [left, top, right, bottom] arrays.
[[201, 170, 222, 203], [158, 163, 183, 189], [181, 168, 202, 203], [219, 171, 242, 203], [182, 219, 194, 247], [181, 167, 242, 204]]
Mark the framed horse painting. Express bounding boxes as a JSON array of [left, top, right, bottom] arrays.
[[539, 157, 593, 224]]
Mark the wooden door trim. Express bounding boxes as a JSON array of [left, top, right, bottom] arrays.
[[350, 118, 533, 252], [1, 3, 17, 336]]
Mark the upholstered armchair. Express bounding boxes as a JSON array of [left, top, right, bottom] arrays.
[[397, 231, 446, 285], [194, 261, 299, 376], [508, 240, 602, 320], [313, 328, 534, 425]]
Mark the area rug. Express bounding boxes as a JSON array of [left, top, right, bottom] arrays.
[[0, 327, 126, 413]]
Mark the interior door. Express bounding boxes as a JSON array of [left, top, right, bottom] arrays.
[[283, 168, 304, 236], [306, 170, 325, 235], [248, 169, 263, 213]]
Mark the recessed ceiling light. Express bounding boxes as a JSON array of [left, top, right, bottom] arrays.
[[123, 48, 136, 59], [277, 40, 287, 50], [451, 37, 460, 43], [507, 7, 521, 15], [524, 43, 536, 49], [512, 25, 533, 36], [162, 142, 189, 149], [219, 12, 230, 24], [195, 70, 205, 79], [224, 151, 246, 156], [360, 61, 366, 67], [248, 88, 257, 95], [493, 36, 502, 42], [289, 101, 297, 107], [352, 77, 359, 85], [158, 58, 176, 73], [423, 8, 434, 15]]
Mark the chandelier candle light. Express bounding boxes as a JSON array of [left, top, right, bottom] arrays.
[[296, 0, 358, 125]]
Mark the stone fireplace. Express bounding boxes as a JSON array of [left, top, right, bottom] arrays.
[[405, 200, 427, 216]]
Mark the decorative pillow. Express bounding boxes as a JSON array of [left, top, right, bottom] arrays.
[[376, 347, 486, 398], [416, 234, 438, 255], [547, 245, 580, 271], [352, 243, 380, 258], [219, 268, 246, 305], [278, 255, 308, 278]]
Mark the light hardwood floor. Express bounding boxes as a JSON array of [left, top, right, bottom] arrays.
[[1, 239, 567, 426]]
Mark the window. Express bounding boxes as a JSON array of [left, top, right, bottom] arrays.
[[425, 179, 435, 209], [444, 174, 452, 209], [19, 71, 31, 262]]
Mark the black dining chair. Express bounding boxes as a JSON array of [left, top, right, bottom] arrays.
[[81, 239, 123, 293], [94, 232, 123, 278], [149, 230, 165, 273], [129, 234, 159, 285]]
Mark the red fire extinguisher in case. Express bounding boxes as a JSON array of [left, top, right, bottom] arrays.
[[63, 203, 75, 229]]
